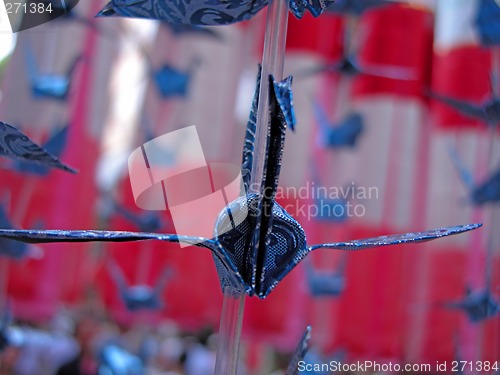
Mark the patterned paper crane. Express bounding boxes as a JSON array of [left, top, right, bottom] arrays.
[[0, 69, 482, 299], [286, 326, 311, 375], [23, 43, 83, 101], [0, 122, 76, 174], [10, 125, 71, 176], [96, 0, 335, 25]]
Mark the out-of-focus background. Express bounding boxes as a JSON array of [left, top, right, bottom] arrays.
[[0, 0, 498, 374]]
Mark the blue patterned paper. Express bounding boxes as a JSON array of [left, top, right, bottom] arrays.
[[0, 70, 483, 299], [97, 0, 335, 25], [0, 122, 76, 174]]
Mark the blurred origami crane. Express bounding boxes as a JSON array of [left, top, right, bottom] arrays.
[[10, 126, 71, 176], [0, 122, 76, 174], [107, 260, 173, 311], [151, 63, 194, 99], [326, 0, 392, 16], [0, 203, 42, 260], [440, 256, 499, 323], [313, 101, 364, 149], [305, 255, 347, 297], [139, 44, 198, 99], [23, 43, 83, 101], [101, 196, 165, 233], [309, 163, 356, 223], [475, 0, 500, 46], [429, 74, 500, 127], [0, 69, 482, 299], [449, 146, 500, 205], [96, 0, 334, 25], [296, 40, 417, 80], [286, 326, 311, 375]]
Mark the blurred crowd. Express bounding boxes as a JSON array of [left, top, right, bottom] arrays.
[[0, 309, 223, 375]]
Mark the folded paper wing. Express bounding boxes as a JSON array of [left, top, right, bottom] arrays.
[[0, 69, 483, 299], [97, 0, 334, 25], [0, 122, 76, 174]]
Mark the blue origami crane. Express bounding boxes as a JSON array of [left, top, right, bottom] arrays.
[[0, 69, 482, 299], [286, 326, 311, 375], [326, 0, 392, 16], [429, 74, 500, 127], [151, 63, 193, 99], [313, 101, 364, 149], [297, 47, 417, 80], [310, 181, 355, 223], [101, 196, 164, 233], [0, 122, 76, 174], [476, 0, 500, 46], [305, 255, 346, 297], [449, 146, 500, 205], [440, 230, 499, 323], [108, 260, 173, 311], [11, 126, 70, 176], [96, 0, 334, 25], [24, 44, 83, 101]]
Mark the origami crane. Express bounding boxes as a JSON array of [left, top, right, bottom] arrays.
[[309, 164, 356, 223], [286, 326, 311, 375], [102, 197, 165, 233], [440, 225, 499, 323], [449, 146, 500, 205], [304, 255, 346, 297], [108, 260, 173, 311], [0, 122, 76, 174], [475, 0, 500, 46], [296, 44, 417, 80], [326, 0, 392, 16], [429, 75, 500, 127], [96, 0, 334, 25], [0, 70, 482, 299], [151, 63, 193, 99], [24, 44, 83, 101], [313, 101, 364, 149], [10, 126, 70, 176]]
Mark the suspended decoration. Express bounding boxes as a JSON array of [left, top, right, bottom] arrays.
[[0, 122, 76, 174]]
